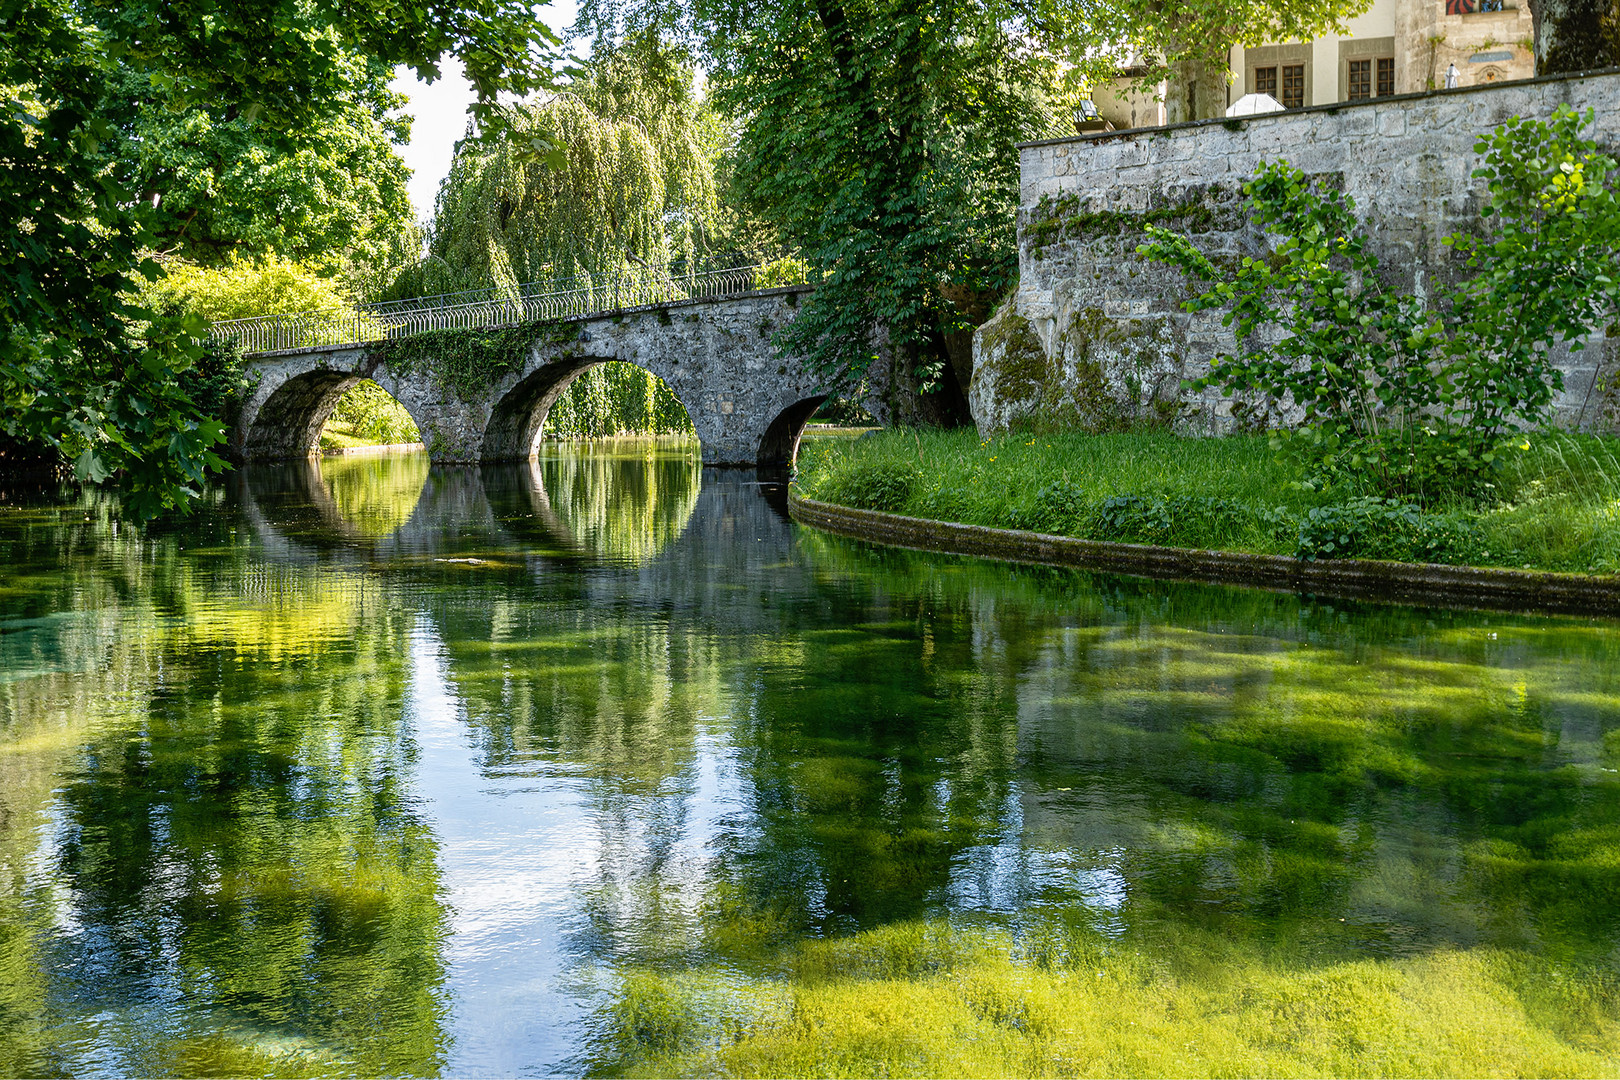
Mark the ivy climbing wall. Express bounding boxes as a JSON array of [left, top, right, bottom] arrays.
[[972, 68, 1620, 437]]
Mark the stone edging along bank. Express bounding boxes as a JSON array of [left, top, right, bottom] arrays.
[[788, 491, 1620, 618]]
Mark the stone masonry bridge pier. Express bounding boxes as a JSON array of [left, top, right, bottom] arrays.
[[226, 279, 871, 468]]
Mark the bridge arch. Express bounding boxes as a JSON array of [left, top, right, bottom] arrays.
[[480, 356, 691, 461], [482, 353, 836, 470], [756, 395, 829, 469], [243, 368, 365, 459], [235, 351, 431, 462], [234, 289, 884, 466]]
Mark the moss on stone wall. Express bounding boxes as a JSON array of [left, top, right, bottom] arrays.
[[1046, 308, 1183, 432], [1026, 188, 1241, 260], [976, 309, 1048, 399], [973, 303, 1188, 436], [373, 320, 583, 402]]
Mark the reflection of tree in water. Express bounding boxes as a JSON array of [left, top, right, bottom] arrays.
[[237, 455, 430, 553], [578, 530, 1620, 1072], [318, 452, 431, 538], [7, 465, 1620, 1074], [437, 591, 729, 967], [529, 439, 700, 566], [0, 497, 450, 1076]]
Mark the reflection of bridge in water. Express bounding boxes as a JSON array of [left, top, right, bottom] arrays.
[[235, 448, 760, 571]]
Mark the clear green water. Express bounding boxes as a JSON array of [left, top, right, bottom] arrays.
[[1, 443, 1618, 1077]]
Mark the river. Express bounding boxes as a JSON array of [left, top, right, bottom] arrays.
[[1, 443, 1617, 1076]]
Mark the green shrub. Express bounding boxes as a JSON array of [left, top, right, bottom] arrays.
[[1091, 495, 1260, 548], [1295, 497, 1484, 564], [1024, 480, 1097, 536], [754, 256, 809, 288], [1142, 107, 1620, 505], [822, 460, 920, 512], [141, 254, 357, 323], [178, 338, 254, 433]]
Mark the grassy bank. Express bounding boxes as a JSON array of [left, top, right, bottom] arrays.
[[793, 429, 1620, 574]]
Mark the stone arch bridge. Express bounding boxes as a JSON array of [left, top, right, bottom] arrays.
[[230, 283, 870, 468]]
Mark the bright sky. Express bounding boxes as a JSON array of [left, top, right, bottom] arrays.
[[388, 0, 580, 224]]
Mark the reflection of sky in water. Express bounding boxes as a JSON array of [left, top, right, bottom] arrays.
[[407, 620, 591, 1075], [407, 615, 757, 1075]]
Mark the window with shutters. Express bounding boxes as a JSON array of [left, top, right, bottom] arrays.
[[1348, 59, 1371, 99], [1282, 64, 1305, 109]]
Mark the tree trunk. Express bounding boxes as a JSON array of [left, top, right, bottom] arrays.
[[1164, 56, 1231, 123], [1528, 0, 1620, 74]]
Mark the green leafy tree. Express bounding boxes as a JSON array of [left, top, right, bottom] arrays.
[[142, 256, 418, 446], [394, 39, 724, 437], [1049, 0, 1366, 122], [572, 0, 1358, 417], [1, 0, 563, 515], [396, 35, 721, 297], [694, 0, 1075, 422], [141, 255, 362, 324], [1141, 106, 1620, 502], [99, 53, 417, 294]]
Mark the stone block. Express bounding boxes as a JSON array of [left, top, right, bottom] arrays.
[[1338, 107, 1376, 136]]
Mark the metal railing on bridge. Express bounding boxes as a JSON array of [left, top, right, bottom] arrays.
[[209, 262, 808, 356]]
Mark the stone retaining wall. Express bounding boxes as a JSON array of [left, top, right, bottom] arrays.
[[788, 491, 1620, 616], [972, 68, 1620, 436]]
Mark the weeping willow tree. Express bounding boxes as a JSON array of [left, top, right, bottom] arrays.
[[392, 35, 722, 436]]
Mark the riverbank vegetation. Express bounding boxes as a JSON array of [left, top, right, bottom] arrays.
[[0, 0, 563, 513], [794, 428, 1620, 573]]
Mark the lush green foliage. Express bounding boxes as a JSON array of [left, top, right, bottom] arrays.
[[1293, 497, 1483, 564], [141, 257, 413, 446], [395, 36, 723, 299], [392, 40, 709, 438], [1141, 107, 1620, 504], [324, 381, 421, 447], [573, 1, 1081, 419], [0, 0, 225, 514], [0, 0, 562, 515], [796, 427, 1620, 571], [140, 255, 360, 324], [814, 459, 920, 512], [100, 53, 417, 296], [711, 0, 1070, 408]]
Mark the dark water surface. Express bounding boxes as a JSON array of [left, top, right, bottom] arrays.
[[1, 443, 1618, 1076]]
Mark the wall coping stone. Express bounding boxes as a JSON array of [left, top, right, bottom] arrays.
[[1016, 65, 1620, 151], [788, 490, 1620, 618]]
